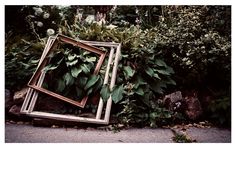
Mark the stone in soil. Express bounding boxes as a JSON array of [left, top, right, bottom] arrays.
[[184, 95, 203, 120], [9, 105, 21, 117], [13, 87, 28, 104]]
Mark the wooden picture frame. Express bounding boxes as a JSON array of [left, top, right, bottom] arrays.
[[21, 36, 121, 125], [27, 34, 107, 108]]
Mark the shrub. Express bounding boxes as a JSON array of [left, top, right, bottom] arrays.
[[5, 5, 231, 127], [5, 38, 44, 91]]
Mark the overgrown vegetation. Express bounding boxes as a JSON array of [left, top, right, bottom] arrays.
[[5, 5, 231, 127]]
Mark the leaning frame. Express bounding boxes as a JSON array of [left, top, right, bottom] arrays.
[[27, 34, 107, 108], [21, 36, 56, 114], [21, 37, 121, 125]]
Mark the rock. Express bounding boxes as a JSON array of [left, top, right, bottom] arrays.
[[184, 95, 203, 120], [9, 105, 21, 117], [13, 87, 28, 104], [164, 91, 183, 103], [51, 125, 60, 128], [163, 91, 183, 111], [5, 89, 13, 109]]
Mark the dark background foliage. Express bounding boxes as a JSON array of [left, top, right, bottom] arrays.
[[5, 5, 231, 127]]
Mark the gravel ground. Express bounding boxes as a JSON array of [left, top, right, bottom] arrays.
[[186, 127, 231, 143], [5, 123, 175, 143], [5, 123, 231, 143]]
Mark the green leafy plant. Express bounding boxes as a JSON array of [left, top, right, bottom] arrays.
[[5, 5, 230, 127], [207, 96, 231, 127], [172, 132, 194, 143], [42, 43, 104, 102], [5, 38, 44, 91]]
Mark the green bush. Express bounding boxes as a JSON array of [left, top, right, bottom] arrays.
[[207, 96, 231, 127], [151, 6, 231, 90], [5, 38, 44, 91], [5, 5, 231, 127], [72, 24, 176, 126]]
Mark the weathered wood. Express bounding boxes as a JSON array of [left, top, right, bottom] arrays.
[[79, 40, 120, 47], [28, 111, 108, 125], [29, 85, 89, 108], [96, 47, 114, 119], [21, 37, 121, 125], [27, 34, 107, 108], [28, 37, 56, 111], [104, 44, 121, 122], [21, 37, 55, 113], [59, 34, 105, 55]]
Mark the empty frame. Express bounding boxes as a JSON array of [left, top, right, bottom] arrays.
[[21, 35, 121, 125]]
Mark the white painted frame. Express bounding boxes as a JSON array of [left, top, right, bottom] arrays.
[[21, 36, 121, 125]]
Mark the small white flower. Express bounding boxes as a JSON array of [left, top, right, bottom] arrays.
[[106, 24, 117, 30], [97, 18, 106, 26], [43, 13, 50, 19], [33, 7, 43, 16], [85, 15, 95, 24], [37, 21, 43, 27], [47, 28, 55, 36]]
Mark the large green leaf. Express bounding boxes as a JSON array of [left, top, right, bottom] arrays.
[[43, 64, 58, 72], [68, 53, 77, 61], [100, 84, 111, 102], [165, 77, 176, 85], [92, 76, 103, 93], [156, 69, 171, 76], [153, 73, 161, 79], [81, 64, 90, 74], [71, 67, 82, 78], [165, 66, 175, 74], [30, 59, 40, 64], [145, 66, 154, 77], [156, 66, 174, 75], [155, 59, 167, 67], [86, 87, 94, 96], [123, 66, 135, 78], [82, 51, 90, 56], [57, 57, 64, 65], [133, 75, 147, 89], [112, 84, 124, 104], [63, 73, 74, 86], [66, 59, 78, 67], [135, 87, 145, 96], [85, 56, 97, 63], [56, 79, 66, 93], [86, 62, 94, 71], [76, 76, 88, 88], [84, 75, 99, 90]]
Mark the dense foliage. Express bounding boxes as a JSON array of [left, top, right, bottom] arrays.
[[5, 5, 231, 127]]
